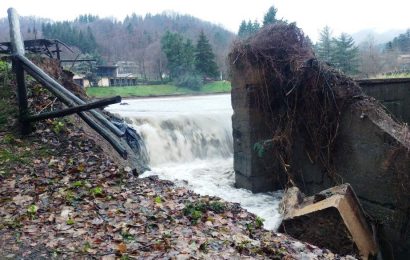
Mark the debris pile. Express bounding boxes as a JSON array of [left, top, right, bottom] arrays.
[[229, 23, 410, 258]]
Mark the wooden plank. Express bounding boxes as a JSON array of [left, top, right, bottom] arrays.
[[27, 96, 121, 122]]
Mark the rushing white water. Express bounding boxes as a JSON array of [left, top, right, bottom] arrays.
[[107, 94, 283, 230]]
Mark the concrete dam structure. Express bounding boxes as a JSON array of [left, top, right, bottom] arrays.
[[230, 23, 409, 258]]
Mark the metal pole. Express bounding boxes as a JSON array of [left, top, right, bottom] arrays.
[[20, 62, 127, 157], [16, 54, 124, 137], [27, 96, 121, 122], [7, 8, 25, 55], [8, 8, 30, 134]]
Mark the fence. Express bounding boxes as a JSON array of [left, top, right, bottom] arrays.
[[7, 8, 127, 158]]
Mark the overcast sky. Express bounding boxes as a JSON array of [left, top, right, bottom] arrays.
[[1, 0, 410, 42]]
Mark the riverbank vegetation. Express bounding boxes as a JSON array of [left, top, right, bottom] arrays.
[[86, 81, 231, 98]]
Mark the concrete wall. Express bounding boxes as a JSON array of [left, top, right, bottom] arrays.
[[359, 78, 410, 123], [231, 65, 287, 192], [231, 75, 410, 258], [98, 77, 110, 87]]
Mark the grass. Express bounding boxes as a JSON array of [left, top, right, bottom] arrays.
[[86, 81, 231, 98], [374, 72, 410, 79]]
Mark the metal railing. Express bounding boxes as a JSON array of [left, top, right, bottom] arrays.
[[7, 8, 127, 158]]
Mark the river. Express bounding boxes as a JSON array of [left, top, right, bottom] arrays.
[[107, 94, 283, 230]]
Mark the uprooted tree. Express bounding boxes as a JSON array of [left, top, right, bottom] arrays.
[[229, 22, 410, 258]]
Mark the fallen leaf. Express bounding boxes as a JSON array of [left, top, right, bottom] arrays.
[[46, 240, 58, 248], [48, 213, 55, 222], [91, 218, 104, 225], [101, 254, 116, 260], [117, 242, 127, 254], [12, 194, 33, 205]]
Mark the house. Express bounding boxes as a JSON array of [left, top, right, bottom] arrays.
[[73, 74, 90, 88], [96, 63, 138, 87]]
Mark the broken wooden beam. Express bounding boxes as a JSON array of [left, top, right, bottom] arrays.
[[27, 96, 121, 122]]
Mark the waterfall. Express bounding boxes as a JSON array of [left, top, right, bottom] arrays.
[[132, 114, 233, 166], [107, 94, 283, 230]]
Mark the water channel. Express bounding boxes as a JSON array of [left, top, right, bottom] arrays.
[[107, 94, 283, 230]]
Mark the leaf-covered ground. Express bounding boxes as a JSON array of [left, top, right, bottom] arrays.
[[0, 66, 354, 259]]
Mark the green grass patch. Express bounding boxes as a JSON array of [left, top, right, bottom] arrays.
[[201, 81, 231, 93], [86, 81, 231, 98], [0, 148, 29, 164], [374, 72, 410, 79]]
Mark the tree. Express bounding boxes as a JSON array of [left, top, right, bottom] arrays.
[[238, 21, 247, 38], [386, 29, 410, 53], [359, 34, 383, 78], [161, 31, 202, 89], [34, 12, 236, 81], [195, 31, 219, 78], [263, 6, 278, 26], [237, 20, 260, 39], [182, 39, 196, 73], [332, 33, 359, 75], [315, 26, 334, 64], [252, 20, 261, 32], [41, 21, 97, 54], [161, 31, 185, 78]]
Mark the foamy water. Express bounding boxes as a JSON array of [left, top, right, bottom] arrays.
[[107, 94, 283, 230]]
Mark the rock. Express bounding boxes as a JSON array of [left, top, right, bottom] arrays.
[[279, 186, 304, 215]]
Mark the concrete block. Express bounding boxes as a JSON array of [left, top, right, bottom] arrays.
[[279, 184, 378, 259]]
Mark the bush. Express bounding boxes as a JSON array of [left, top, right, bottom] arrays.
[[0, 60, 8, 72], [174, 73, 203, 90], [0, 60, 10, 84]]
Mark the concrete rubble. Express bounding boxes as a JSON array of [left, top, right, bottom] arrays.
[[279, 184, 378, 259]]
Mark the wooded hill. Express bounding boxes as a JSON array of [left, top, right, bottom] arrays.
[[0, 12, 235, 80]]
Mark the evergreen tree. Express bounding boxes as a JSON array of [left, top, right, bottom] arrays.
[[387, 29, 410, 53], [183, 39, 196, 72], [252, 20, 261, 32], [161, 31, 184, 78], [263, 6, 278, 26], [238, 20, 260, 39], [332, 33, 359, 75], [315, 26, 334, 63], [161, 31, 203, 89], [41, 22, 97, 54], [195, 31, 219, 78], [246, 20, 255, 35], [161, 31, 196, 78], [238, 20, 248, 38]]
